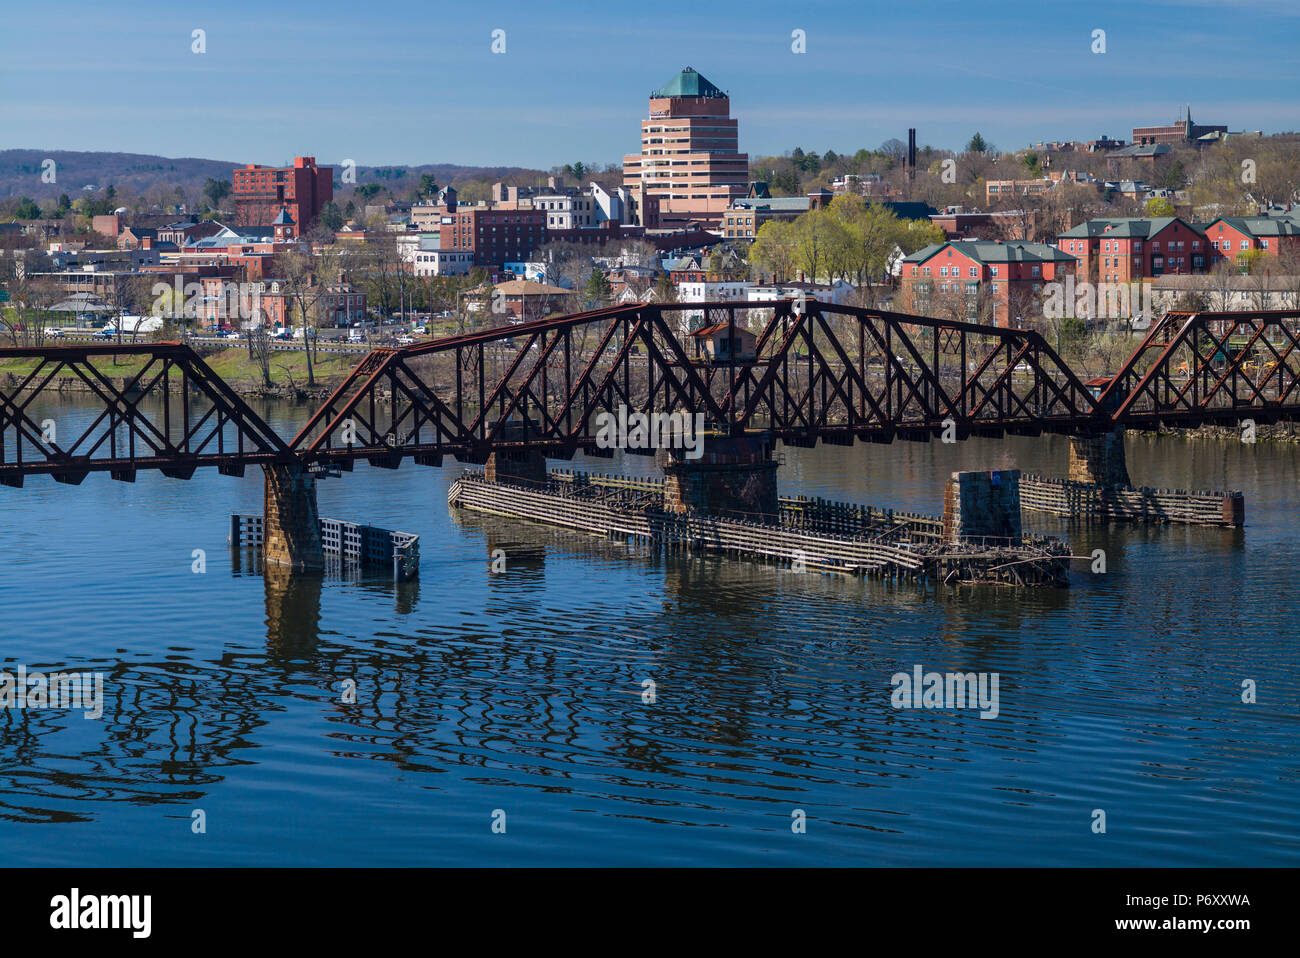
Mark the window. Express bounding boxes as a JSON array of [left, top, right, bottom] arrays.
[[991, 266, 999, 277], [940, 266, 949, 277], [969, 267, 978, 278], [1032, 265, 1040, 277], [1241, 240, 1250, 250], [991, 283, 999, 293]]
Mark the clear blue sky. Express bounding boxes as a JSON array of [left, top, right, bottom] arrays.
[[2, 0, 1296, 169]]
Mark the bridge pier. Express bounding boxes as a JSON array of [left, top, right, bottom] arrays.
[[658, 434, 779, 520], [484, 448, 548, 486], [262, 463, 324, 573], [1068, 427, 1131, 487], [944, 470, 1023, 543]]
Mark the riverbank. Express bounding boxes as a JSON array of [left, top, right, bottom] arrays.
[[0, 346, 351, 401], [1132, 421, 1300, 442]]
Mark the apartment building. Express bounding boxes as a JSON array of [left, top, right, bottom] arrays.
[[232, 156, 333, 230], [439, 206, 546, 267], [1057, 211, 1300, 283], [897, 240, 1076, 327]]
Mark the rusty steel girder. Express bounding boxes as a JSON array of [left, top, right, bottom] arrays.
[[8, 305, 1300, 485], [0, 341, 293, 486], [288, 301, 1103, 466], [1098, 309, 1300, 428]]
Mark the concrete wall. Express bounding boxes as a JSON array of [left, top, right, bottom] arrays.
[[485, 448, 548, 486]]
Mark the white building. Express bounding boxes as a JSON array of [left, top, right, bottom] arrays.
[[403, 233, 473, 277], [747, 279, 855, 306], [675, 279, 755, 329], [531, 191, 595, 230]]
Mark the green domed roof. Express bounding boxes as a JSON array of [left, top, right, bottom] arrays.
[[653, 67, 726, 99]]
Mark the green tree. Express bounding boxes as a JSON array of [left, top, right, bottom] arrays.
[[1161, 159, 1187, 191], [319, 201, 344, 231], [1145, 196, 1176, 217], [202, 177, 231, 208], [584, 268, 611, 306], [967, 132, 990, 153], [750, 219, 798, 282], [653, 272, 678, 303], [418, 174, 440, 197], [14, 197, 41, 220], [771, 168, 800, 195]]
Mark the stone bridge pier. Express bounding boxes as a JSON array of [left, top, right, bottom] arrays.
[[483, 420, 549, 487], [262, 463, 324, 573], [658, 433, 779, 520], [1068, 427, 1131, 487], [484, 448, 549, 486]]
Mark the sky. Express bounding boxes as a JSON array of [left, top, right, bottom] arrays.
[[1, 0, 1298, 170]]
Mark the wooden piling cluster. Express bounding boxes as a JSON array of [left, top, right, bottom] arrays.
[[450, 470, 1070, 587], [1019, 473, 1244, 527]]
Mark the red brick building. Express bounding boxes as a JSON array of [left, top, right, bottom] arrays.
[[1132, 108, 1226, 146], [898, 240, 1076, 327], [1057, 217, 1206, 282], [233, 156, 333, 230], [1057, 212, 1300, 281], [1201, 214, 1300, 264], [440, 207, 546, 267]]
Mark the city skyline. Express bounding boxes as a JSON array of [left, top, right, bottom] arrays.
[[2, 0, 1298, 170]]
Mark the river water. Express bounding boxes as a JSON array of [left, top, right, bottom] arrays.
[[1, 396, 1297, 866]]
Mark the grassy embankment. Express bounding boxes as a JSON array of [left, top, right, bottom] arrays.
[[0, 345, 363, 395]]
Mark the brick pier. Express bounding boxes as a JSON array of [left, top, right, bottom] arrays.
[[262, 463, 324, 573], [1068, 428, 1131, 487], [658, 434, 778, 520]]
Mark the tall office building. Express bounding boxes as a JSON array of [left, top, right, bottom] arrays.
[[622, 68, 749, 230]]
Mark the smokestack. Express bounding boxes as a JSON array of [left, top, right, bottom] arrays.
[[907, 128, 917, 176]]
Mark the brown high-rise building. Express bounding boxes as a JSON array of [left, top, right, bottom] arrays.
[[232, 156, 333, 230], [622, 68, 749, 230]]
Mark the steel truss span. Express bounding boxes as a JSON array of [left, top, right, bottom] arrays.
[[4, 305, 1300, 480], [0, 342, 293, 487], [290, 301, 1101, 465]]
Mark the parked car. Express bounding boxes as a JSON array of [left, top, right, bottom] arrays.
[[395, 335, 415, 346], [47, 328, 65, 338], [93, 327, 116, 340]]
